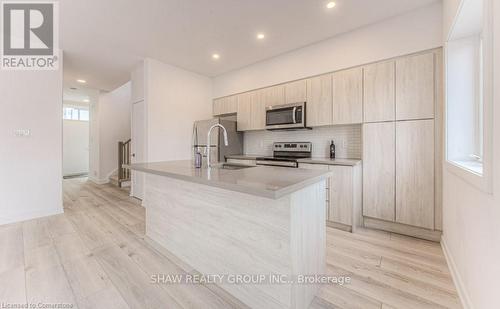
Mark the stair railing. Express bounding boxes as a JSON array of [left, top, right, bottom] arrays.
[[118, 139, 131, 187]]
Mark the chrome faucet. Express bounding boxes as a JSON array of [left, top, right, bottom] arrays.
[[206, 124, 228, 168]]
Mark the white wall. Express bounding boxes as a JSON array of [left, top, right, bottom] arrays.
[[88, 90, 101, 180], [441, 1, 500, 309], [95, 82, 131, 181], [443, 0, 463, 39], [0, 65, 63, 225], [213, 2, 443, 98], [145, 58, 213, 162], [63, 119, 89, 176]]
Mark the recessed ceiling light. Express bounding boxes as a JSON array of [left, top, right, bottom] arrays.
[[257, 33, 265, 40], [212, 54, 220, 60], [77, 79, 86, 84], [83, 99, 90, 103], [326, 1, 336, 9]]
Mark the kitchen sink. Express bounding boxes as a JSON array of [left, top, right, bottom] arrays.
[[220, 163, 256, 170]]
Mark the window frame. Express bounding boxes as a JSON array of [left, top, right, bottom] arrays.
[[444, 0, 493, 193], [63, 106, 90, 122]]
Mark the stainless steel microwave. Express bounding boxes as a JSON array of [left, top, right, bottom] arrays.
[[265, 102, 310, 130]]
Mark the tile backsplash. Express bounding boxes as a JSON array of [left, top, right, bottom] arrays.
[[243, 125, 362, 159]]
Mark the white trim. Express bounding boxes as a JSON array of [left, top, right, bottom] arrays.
[[441, 236, 474, 309], [0, 208, 63, 226]]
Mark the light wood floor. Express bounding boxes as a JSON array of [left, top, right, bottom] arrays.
[[0, 178, 461, 309]]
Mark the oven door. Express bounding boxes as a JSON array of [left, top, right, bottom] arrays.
[[265, 102, 306, 130]]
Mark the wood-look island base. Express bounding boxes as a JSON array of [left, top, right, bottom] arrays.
[[144, 173, 327, 309]]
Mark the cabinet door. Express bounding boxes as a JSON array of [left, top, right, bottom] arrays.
[[363, 61, 395, 122], [332, 67, 363, 124], [306, 74, 333, 127], [237, 92, 256, 131], [213, 96, 238, 116], [328, 165, 352, 225], [396, 120, 435, 229], [298, 163, 330, 219], [261, 85, 285, 107], [363, 122, 395, 221], [285, 80, 307, 103], [396, 52, 435, 120]]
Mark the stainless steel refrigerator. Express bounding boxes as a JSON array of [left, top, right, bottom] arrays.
[[192, 117, 243, 165]]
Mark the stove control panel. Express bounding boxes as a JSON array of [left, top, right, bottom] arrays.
[[273, 142, 312, 152]]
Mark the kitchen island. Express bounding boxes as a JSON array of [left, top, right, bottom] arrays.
[[127, 160, 331, 309]]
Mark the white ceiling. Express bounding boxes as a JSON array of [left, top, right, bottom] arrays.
[[63, 87, 99, 104], [61, 0, 439, 91]]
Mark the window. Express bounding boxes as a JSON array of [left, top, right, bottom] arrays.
[[445, 0, 493, 192], [63, 107, 89, 121]]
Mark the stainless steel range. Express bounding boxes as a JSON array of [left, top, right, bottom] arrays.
[[256, 142, 312, 168]]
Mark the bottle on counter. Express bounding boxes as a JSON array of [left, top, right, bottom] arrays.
[[329, 140, 336, 159], [194, 148, 202, 168]]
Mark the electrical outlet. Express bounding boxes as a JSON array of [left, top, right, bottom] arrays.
[[14, 129, 31, 137], [342, 140, 347, 149]]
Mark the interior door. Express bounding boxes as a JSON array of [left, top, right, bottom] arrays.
[[131, 100, 145, 200]]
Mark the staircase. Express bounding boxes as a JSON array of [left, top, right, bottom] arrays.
[[109, 170, 130, 188], [112, 139, 131, 188]]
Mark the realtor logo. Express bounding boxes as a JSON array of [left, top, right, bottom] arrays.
[[1, 1, 59, 70]]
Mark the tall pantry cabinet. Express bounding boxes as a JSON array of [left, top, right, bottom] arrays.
[[362, 49, 442, 240]]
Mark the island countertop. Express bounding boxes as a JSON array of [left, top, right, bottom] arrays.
[[126, 160, 332, 199]]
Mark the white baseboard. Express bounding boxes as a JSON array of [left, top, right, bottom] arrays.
[[88, 176, 109, 185], [0, 207, 63, 226], [441, 235, 474, 309]]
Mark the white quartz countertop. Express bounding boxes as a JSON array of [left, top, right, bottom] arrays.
[[225, 154, 361, 166], [125, 160, 332, 199]]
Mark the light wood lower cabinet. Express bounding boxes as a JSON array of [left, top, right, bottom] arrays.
[[363, 119, 436, 231], [396, 119, 435, 229], [299, 163, 362, 232]]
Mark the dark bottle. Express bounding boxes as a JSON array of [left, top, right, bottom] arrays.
[[329, 140, 336, 159]]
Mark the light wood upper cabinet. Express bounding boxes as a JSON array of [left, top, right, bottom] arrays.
[[285, 80, 307, 103], [396, 119, 435, 229], [396, 52, 435, 120], [261, 85, 285, 107], [363, 61, 395, 122], [363, 122, 396, 222], [237, 91, 265, 131], [332, 67, 363, 125], [213, 96, 238, 116], [306, 74, 333, 127]]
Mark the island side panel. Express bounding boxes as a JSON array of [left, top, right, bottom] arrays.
[[144, 174, 293, 309], [290, 180, 327, 309]]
